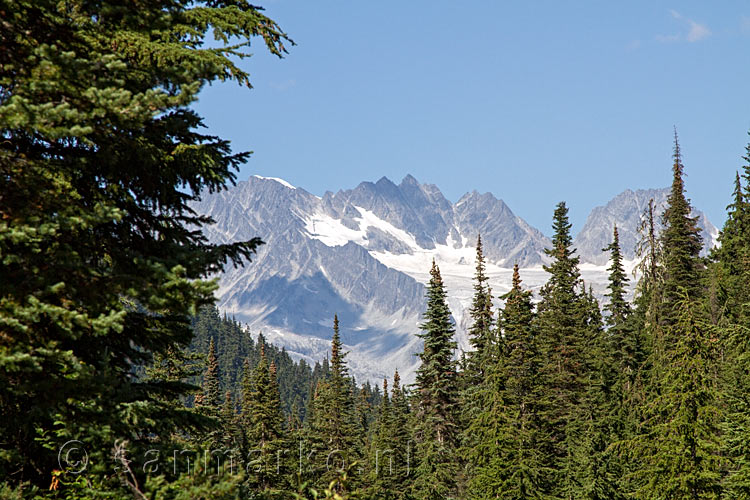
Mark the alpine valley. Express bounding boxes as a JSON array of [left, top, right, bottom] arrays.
[[191, 175, 718, 383]]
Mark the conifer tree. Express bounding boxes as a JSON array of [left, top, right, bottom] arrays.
[[660, 130, 704, 321], [145, 344, 202, 411], [631, 198, 662, 396], [220, 390, 239, 449], [328, 314, 358, 456], [240, 358, 253, 433], [627, 297, 723, 499], [412, 261, 460, 500], [459, 235, 496, 492], [388, 370, 413, 498], [535, 201, 589, 498], [575, 285, 622, 500], [633, 198, 664, 331], [465, 234, 495, 380], [603, 226, 642, 392], [309, 315, 359, 493], [468, 264, 552, 498], [604, 226, 631, 327], [713, 162, 750, 324], [723, 322, 750, 499], [599, 226, 643, 495], [0, 0, 288, 487], [245, 344, 284, 491], [199, 338, 222, 411], [372, 379, 396, 498], [716, 138, 750, 498]]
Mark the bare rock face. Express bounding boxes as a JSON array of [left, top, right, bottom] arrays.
[[574, 188, 718, 265], [192, 175, 717, 383]]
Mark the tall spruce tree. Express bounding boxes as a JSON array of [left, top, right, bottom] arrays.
[[712, 148, 750, 325], [469, 264, 552, 498], [465, 234, 495, 379], [627, 297, 723, 500], [715, 138, 750, 498], [630, 197, 663, 409], [309, 315, 359, 493], [600, 226, 644, 496], [220, 390, 239, 449], [604, 226, 631, 327], [198, 337, 222, 411], [535, 201, 590, 498], [145, 344, 202, 411], [412, 261, 460, 500], [633, 198, 664, 332], [660, 130, 704, 322], [460, 234, 496, 492], [723, 322, 750, 499], [245, 344, 284, 491], [372, 379, 396, 498], [0, 0, 288, 490], [603, 226, 642, 395], [389, 370, 413, 498], [575, 285, 621, 500]]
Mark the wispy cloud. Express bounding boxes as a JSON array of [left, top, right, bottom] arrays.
[[741, 15, 750, 33], [686, 19, 710, 42], [656, 10, 711, 43]]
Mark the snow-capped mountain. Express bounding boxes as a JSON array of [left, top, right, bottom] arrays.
[[191, 175, 719, 384], [574, 187, 719, 265]]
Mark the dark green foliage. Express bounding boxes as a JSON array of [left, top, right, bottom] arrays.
[[715, 138, 750, 498], [144, 343, 203, 412], [460, 235, 496, 495], [600, 228, 644, 495], [603, 225, 643, 401], [244, 345, 285, 491], [5, 15, 750, 495], [535, 201, 590, 497], [723, 322, 750, 499], [307, 315, 360, 493], [627, 297, 724, 500], [389, 371, 413, 497], [660, 131, 704, 321], [469, 265, 552, 499], [191, 305, 314, 421], [464, 234, 495, 380], [575, 285, 622, 500], [711, 139, 750, 325], [604, 226, 631, 327], [371, 379, 396, 497], [198, 337, 222, 410], [633, 197, 664, 336], [0, 0, 291, 491], [412, 261, 460, 500]]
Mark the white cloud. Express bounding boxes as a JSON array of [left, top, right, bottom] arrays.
[[657, 10, 710, 43], [686, 20, 710, 42]]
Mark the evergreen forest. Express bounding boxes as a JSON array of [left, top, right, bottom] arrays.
[[3, 1, 750, 499]]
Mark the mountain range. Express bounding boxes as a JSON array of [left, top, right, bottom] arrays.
[[190, 175, 719, 383]]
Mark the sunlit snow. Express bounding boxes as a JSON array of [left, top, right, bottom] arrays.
[[252, 175, 296, 190]]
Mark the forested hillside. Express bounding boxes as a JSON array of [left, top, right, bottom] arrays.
[[188, 306, 383, 424], [147, 134, 750, 499], [3, 0, 750, 499]]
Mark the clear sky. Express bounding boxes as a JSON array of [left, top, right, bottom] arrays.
[[193, 1, 750, 236]]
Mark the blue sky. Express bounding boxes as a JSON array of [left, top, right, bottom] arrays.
[[194, 1, 750, 235]]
